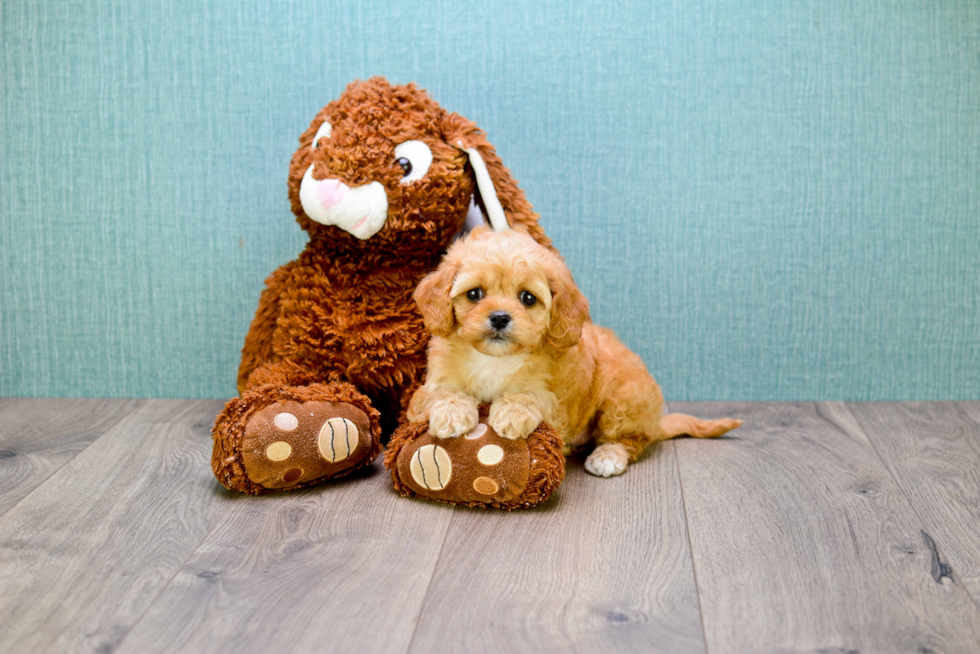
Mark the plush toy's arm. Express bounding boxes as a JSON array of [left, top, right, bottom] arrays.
[[236, 272, 284, 394]]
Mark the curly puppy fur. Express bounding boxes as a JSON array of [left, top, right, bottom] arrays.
[[409, 227, 742, 477], [213, 77, 551, 492]]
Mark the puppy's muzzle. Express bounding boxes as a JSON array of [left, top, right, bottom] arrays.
[[488, 311, 512, 332]]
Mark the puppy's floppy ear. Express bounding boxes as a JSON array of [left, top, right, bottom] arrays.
[[441, 112, 554, 251], [546, 260, 591, 350], [414, 261, 461, 338]]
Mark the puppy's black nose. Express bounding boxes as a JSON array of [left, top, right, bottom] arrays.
[[489, 311, 511, 331]]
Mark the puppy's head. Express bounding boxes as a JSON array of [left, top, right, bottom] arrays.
[[414, 227, 590, 356]]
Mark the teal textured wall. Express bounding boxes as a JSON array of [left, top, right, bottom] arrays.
[[2, 0, 978, 400]]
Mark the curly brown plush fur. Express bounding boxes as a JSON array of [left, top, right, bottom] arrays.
[[385, 404, 565, 510], [212, 77, 550, 493]]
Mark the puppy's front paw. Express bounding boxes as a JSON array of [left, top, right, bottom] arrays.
[[428, 396, 479, 438], [489, 400, 542, 440], [585, 443, 629, 477]]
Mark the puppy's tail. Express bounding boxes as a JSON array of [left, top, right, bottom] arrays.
[[659, 413, 742, 440]]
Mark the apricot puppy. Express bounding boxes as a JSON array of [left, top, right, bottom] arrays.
[[408, 227, 741, 477]]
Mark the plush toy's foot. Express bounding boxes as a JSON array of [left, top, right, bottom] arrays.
[[385, 405, 565, 510], [212, 383, 382, 494], [239, 399, 373, 489]]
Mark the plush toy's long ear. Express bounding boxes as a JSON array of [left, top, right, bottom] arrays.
[[413, 262, 461, 338], [460, 145, 509, 233], [441, 112, 553, 250]]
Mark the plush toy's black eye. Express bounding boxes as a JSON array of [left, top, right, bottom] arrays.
[[520, 291, 537, 307], [311, 121, 332, 151], [393, 141, 432, 184], [466, 288, 484, 302]]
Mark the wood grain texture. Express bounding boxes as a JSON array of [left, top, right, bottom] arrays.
[[6, 399, 980, 654], [0, 398, 142, 516], [0, 399, 231, 654], [672, 402, 980, 654], [407, 442, 706, 654], [113, 459, 455, 654], [843, 402, 980, 607]]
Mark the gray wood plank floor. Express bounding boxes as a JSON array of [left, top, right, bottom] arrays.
[[407, 440, 705, 654], [0, 398, 142, 516], [672, 402, 980, 654], [846, 402, 980, 610], [1, 400, 979, 654]]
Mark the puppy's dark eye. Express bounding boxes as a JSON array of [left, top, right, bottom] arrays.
[[466, 288, 484, 302], [519, 291, 537, 307], [396, 157, 412, 176]]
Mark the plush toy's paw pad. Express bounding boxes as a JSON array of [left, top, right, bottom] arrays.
[[242, 400, 372, 489], [317, 417, 360, 462], [398, 419, 531, 503], [408, 443, 454, 491], [584, 443, 629, 477], [387, 406, 566, 510]]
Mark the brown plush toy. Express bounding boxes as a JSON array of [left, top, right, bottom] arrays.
[[385, 405, 565, 510], [212, 77, 551, 494]]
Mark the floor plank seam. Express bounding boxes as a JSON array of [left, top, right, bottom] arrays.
[[946, 404, 980, 613], [111, 495, 239, 654], [952, 403, 980, 468], [403, 506, 457, 654], [0, 401, 143, 523], [672, 441, 712, 654], [838, 403, 980, 617], [9, 400, 980, 652]]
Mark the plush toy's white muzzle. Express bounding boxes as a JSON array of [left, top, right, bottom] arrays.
[[299, 165, 388, 239]]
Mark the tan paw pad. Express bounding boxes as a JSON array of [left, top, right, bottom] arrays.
[[477, 444, 504, 465], [273, 412, 299, 431], [282, 468, 303, 483], [473, 476, 499, 495], [266, 441, 292, 461], [410, 444, 452, 490], [318, 417, 359, 463]]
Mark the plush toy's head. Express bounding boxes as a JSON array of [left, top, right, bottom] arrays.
[[288, 77, 550, 260]]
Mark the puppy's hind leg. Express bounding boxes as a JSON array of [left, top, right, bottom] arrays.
[[585, 351, 666, 478], [586, 410, 743, 477], [585, 403, 662, 478]]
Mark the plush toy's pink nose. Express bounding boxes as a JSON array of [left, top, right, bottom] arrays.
[[316, 179, 349, 208]]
